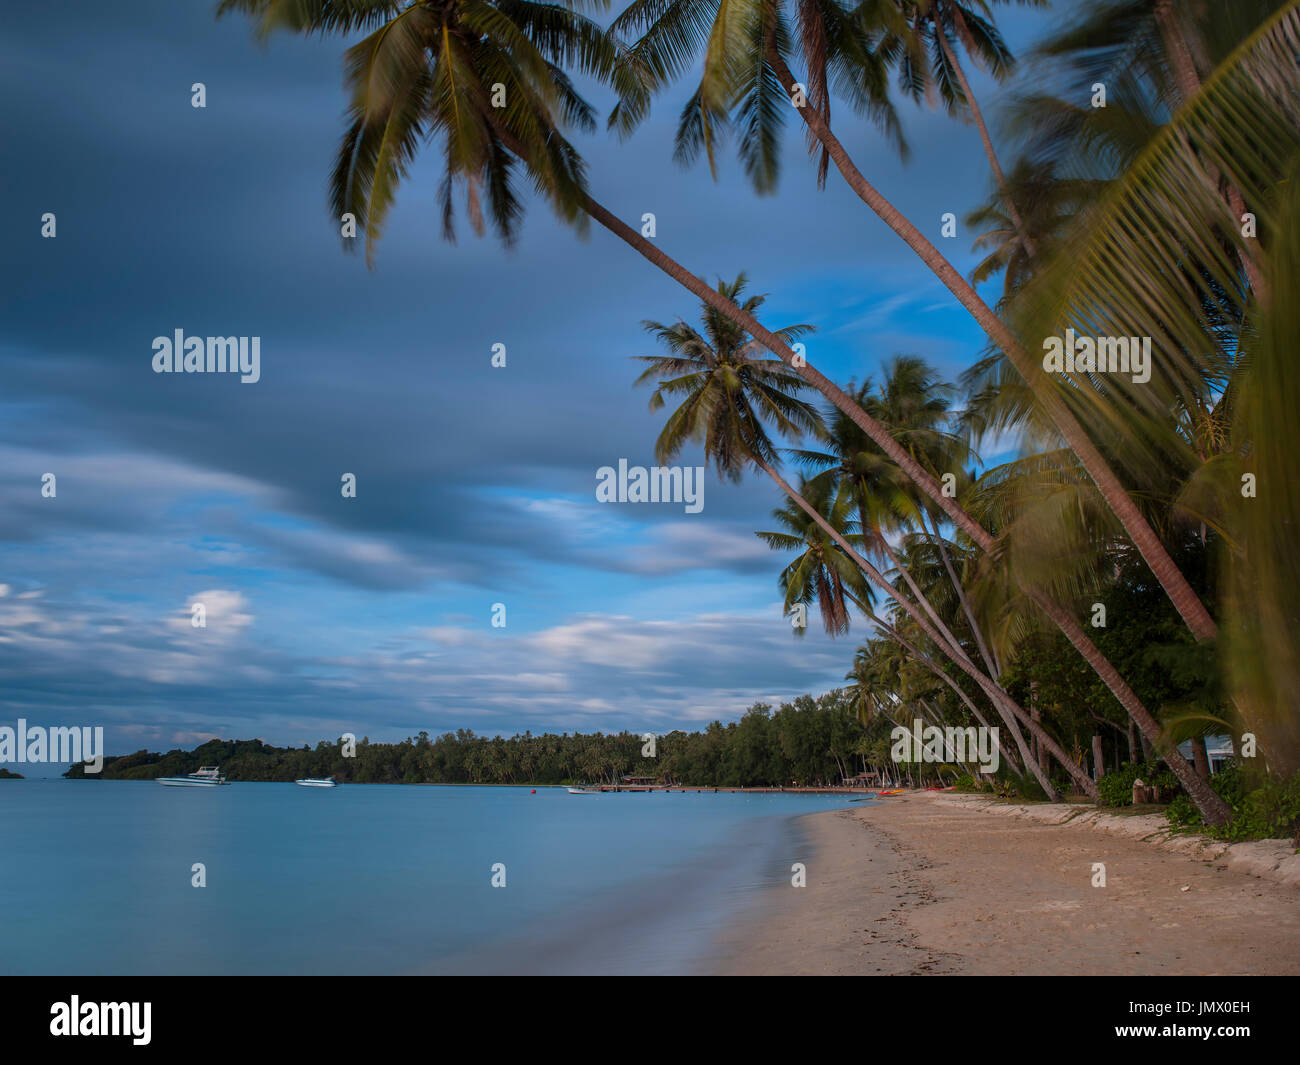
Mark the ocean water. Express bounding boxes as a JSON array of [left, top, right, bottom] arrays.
[[0, 781, 866, 974]]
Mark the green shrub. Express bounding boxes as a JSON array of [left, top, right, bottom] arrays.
[[1168, 762, 1300, 843], [1097, 758, 1181, 806]]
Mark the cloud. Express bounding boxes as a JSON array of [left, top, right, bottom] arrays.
[[0, 0, 1053, 750]]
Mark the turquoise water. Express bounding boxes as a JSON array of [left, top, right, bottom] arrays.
[[0, 781, 865, 974]]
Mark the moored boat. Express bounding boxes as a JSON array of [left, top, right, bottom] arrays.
[[295, 777, 338, 787], [156, 766, 229, 787], [566, 785, 599, 794]]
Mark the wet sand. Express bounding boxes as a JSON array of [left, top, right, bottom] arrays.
[[703, 793, 1300, 975]]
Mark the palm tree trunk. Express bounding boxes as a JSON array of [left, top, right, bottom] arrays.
[[869, 534, 1046, 780], [1028, 591, 1231, 823], [923, 510, 1002, 678], [876, 534, 972, 668], [865, 531, 1064, 790], [935, 9, 1036, 257], [755, 455, 1091, 800], [859, 604, 1028, 776], [1191, 735, 1211, 780], [762, 45, 1219, 647]]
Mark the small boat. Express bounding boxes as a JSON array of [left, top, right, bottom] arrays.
[[566, 785, 599, 794], [875, 789, 906, 797], [156, 766, 229, 787], [295, 777, 338, 787]]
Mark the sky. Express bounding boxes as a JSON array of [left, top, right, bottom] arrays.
[[0, 0, 1060, 768]]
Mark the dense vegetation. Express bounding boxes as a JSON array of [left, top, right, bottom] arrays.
[[65, 691, 898, 787]]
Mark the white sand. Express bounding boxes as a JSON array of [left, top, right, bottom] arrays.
[[703, 794, 1300, 975]]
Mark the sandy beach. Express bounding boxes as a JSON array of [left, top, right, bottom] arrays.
[[704, 794, 1300, 975]]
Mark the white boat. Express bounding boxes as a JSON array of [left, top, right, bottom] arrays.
[[566, 785, 599, 794], [156, 766, 229, 787], [294, 777, 338, 787]]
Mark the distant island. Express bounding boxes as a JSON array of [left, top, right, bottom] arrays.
[[63, 691, 886, 788], [0, 767, 23, 779]]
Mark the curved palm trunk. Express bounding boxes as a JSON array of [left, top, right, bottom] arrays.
[[934, 11, 1036, 258], [876, 534, 972, 669], [922, 512, 1002, 679], [1027, 591, 1231, 822], [762, 45, 1219, 646], [870, 536, 1060, 792], [860, 603, 1029, 776], [756, 455, 1093, 800]]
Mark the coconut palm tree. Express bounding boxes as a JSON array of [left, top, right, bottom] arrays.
[[869, 0, 1047, 256], [794, 358, 1050, 782], [615, 0, 1239, 651], [755, 475, 870, 637], [635, 277, 1097, 798], [634, 273, 825, 475]]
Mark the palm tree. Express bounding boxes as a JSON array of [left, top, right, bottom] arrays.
[[635, 277, 1097, 798], [796, 358, 1048, 786], [217, 0, 651, 256], [1006, 2, 1300, 775], [615, 0, 1228, 650], [871, 0, 1046, 256], [634, 273, 825, 475], [755, 475, 870, 637]]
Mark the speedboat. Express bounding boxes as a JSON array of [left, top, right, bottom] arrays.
[[566, 785, 599, 794], [156, 766, 229, 787], [294, 777, 338, 787]]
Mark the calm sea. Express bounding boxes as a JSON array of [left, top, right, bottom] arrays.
[[0, 781, 866, 974]]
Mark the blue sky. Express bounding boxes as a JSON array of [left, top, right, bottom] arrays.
[[0, 0, 1059, 766]]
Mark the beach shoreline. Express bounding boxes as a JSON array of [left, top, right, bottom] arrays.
[[701, 794, 1300, 975]]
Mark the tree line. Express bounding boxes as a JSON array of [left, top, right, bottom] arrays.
[[64, 690, 897, 787]]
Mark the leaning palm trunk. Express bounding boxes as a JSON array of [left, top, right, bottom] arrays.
[[922, 513, 1002, 680], [860, 604, 1029, 777], [876, 535, 971, 670], [761, 45, 1218, 647], [867, 538, 1061, 794], [870, 534, 1043, 780], [934, 11, 1036, 258], [1025, 590, 1230, 822], [754, 456, 1093, 800]]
